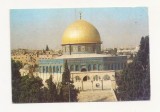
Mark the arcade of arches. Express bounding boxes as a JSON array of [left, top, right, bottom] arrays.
[[71, 71, 115, 91]]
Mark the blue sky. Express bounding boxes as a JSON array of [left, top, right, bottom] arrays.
[[10, 7, 149, 49]]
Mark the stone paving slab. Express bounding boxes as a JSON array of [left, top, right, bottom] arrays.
[[77, 89, 117, 102]]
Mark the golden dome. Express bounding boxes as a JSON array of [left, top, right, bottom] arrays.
[[62, 20, 101, 45]]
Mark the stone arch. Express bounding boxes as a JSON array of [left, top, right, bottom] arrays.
[[115, 63, 118, 70], [83, 76, 90, 81], [71, 45, 74, 52], [93, 75, 101, 81], [43, 66, 45, 73], [118, 63, 120, 70], [70, 65, 74, 71], [46, 66, 48, 73], [93, 45, 96, 52], [103, 75, 110, 80], [98, 64, 102, 71], [78, 46, 81, 52], [60, 66, 62, 73], [108, 64, 110, 70], [88, 64, 91, 71], [104, 64, 107, 70], [52, 66, 55, 73], [75, 65, 79, 71], [93, 64, 97, 70], [81, 68, 87, 72], [75, 76, 81, 82], [56, 66, 59, 73], [111, 64, 114, 70], [49, 66, 52, 73]]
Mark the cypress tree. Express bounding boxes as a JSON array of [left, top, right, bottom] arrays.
[[45, 75, 57, 102], [11, 59, 22, 103], [59, 60, 79, 102], [46, 45, 49, 51], [62, 60, 70, 84], [116, 36, 150, 101]]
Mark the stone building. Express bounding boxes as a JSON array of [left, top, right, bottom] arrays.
[[21, 18, 127, 91]]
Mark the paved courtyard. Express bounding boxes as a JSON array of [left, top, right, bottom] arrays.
[[77, 89, 117, 102]]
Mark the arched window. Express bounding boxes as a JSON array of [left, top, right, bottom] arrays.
[[108, 64, 110, 70], [93, 75, 99, 81], [93, 46, 96, 52], [81, 68, 87, 72], [78, 46, 81, 52], [56, 66, 59, 73], [118, 63, 120, 70], [122, 63, 125, 69], [83, 76, 90, 81], [98, 64, 102, 71], [103, 75, 110, 80], [115, 63, 117, 70], [46, 66, 48, 73], [49, 66, 52, 73], [75, 76, 81, 82], [60, 66, 62, 73], [120, 63, 122, 69], [71, 46, 73, 52], [70, 65, 74, 71], [123, 63, 125, 69], [75, 65, 79, 71], [93, 64, 97, 70], [43, 66, 45, 73], [88, 64, 91, 71], [105, 64, 108, 70], [111, 64, 114, 70], [85, 45, 88, 51], [53, 66, 55, 73]]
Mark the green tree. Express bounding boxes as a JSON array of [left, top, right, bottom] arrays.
[[46, 45, 49, 51], [62, 60, 70, 84], [59, 83, 79, 102], [137, 36, 150, 100], [41, 87, 49, 102], [45, 75, 57, 102], [138, 36, 149, 69], [59, 60, 79, 102], [11, 59, 22, 103], [11, 59, 59, 103], [18, 75, 44, 103], [116, 36, 150, 101]]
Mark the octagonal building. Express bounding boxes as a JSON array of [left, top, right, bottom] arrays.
[[37, 19, 127, 90], [62, 19, 102, 54]]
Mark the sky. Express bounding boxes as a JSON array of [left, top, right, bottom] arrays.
[[10, 7, 149, 50]]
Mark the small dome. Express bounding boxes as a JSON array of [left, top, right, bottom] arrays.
[[62, 20, 101, 45]]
